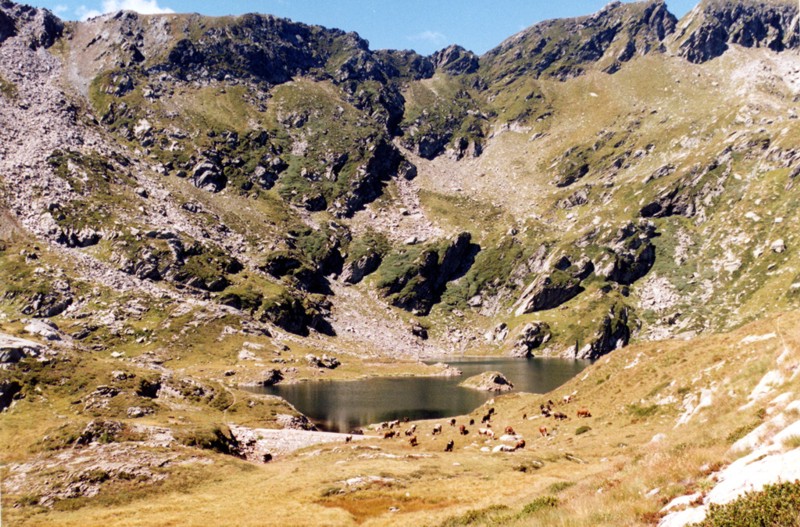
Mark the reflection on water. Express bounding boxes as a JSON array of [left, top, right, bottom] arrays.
[[249, 357, 589, 432]]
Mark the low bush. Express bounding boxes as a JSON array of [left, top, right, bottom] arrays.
[[693, 480, 800, 527]]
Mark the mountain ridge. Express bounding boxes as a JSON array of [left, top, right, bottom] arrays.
[[3, 1, 800, 525]]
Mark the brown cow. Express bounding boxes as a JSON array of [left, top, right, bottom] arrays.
[[445, 440, 454, 452], [345, 435, 353, 443], [553, 412, 568, 420], [469, 418, 475, 426], [577, 408, 592, 418], [384, 430, 397, 439], [539, 426, 548, 437], [505, 426, 516, 435], [459, 425, 469, 435], [515, 439, 526, 450], [409, 436, 418, 447]]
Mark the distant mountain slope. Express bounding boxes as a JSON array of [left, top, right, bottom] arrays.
[[0, 0, 799, 362]]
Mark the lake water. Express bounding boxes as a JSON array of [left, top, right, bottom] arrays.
[[252, 358, 589, 432]]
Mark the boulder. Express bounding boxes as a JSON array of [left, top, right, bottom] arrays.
[[485, 323, 509, 343], [0, 380, 22, 410], [460, 371, 514, 392], [0, 334, 44, 363], [306, 354, 340, 369], [24, 319, 61, 341], [411, 324, 428, 340], [276, 414, 317, 431], [340, 252, 381, 284], [191, 161, 226, 192], [239, 369, 283, 387], [512, 322, 552, 358]]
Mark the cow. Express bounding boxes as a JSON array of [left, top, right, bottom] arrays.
[[403, 416, 410, 423], [384, 430, 397, 439], [539, 426, 548, 437], [479, 427, 495, 438], [522, 413, 527, 420], [409, 436, 418, 447], [505, 426, 516, 435], [388, 419, 400, 429], [553, 412, 568, 421], [488, 407, 495, 416], [515, 439, 526, 450], [469, 418, 475, 426], [563, 395, 573, 404], [445, 440, 454, 452], [481, 413, 492, 424], [404, 424, 417, 436], [450, 418, 457, 427], [459, 425, 469, 435], [577, 408, 592, 418], [351, 428, 364, 435], [345, 435, 353, 443], [432, 424, 442, 435]]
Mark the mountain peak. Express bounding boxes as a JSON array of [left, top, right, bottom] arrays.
[[481, 0, 677, 83], [673, 0, 800, 62]]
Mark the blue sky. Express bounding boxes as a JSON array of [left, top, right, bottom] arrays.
[[27, 0, 699, 55]]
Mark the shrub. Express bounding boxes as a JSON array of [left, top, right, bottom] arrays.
[[439, 505, 509, 527], [692, 480, 800, 527], [627, 403, 659, 418], [576, 425, 592, 435], [521, 496, 559, 515], [175, 424, 239, 456], [548, 481, 576, 494]]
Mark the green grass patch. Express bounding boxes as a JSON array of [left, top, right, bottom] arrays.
[[693, 480, 800, 527]]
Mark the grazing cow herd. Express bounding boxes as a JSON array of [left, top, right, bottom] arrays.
[[348, 394, 592, 454]]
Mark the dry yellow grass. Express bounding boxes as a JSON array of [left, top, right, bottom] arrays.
[[6, 310, 799, 526]]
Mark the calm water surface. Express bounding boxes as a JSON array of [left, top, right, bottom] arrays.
[[253, 358, 588, 432]]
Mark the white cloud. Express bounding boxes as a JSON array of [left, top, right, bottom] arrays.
[[408, 30, 447, 46], [52, 4, 69, 15], [78, 0, 175, 20], [76, 5, 102, 19]]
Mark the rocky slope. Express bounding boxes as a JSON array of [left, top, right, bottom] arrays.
[[2, 0, 800, 522]]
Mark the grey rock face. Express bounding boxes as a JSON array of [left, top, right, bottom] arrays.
[[512, 322, 552, 358], [191, 161, 226, 193], [572, 303, 632, 360], [597, 221, 657, 286], [514, 273, 583, 316], [431, 45, 479, 75], [676, 0, 800, 64], [341, 252, 382, 285], [0, 334, 44, 364]]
